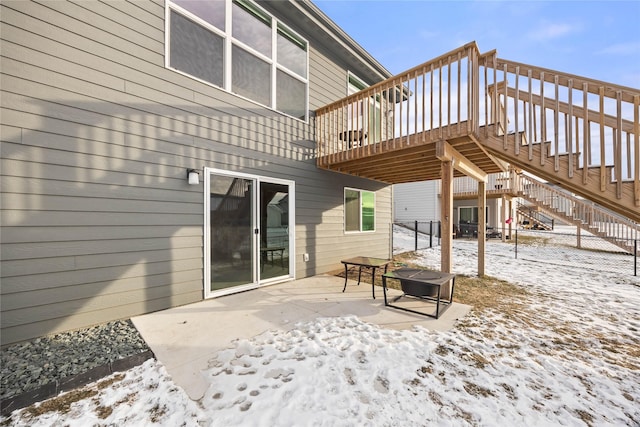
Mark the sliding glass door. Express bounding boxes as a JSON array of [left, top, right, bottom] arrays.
[[208, 174, 255, 292], [260, 182, 290, 280], [205, 169, 294, 298]]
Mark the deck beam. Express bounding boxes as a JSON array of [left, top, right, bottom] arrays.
[[436, 140, 488, 183]]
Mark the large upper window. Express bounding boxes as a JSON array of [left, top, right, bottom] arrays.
[[170, 11, 224, 87], [167, 0, 309, 120], [345, 188, 375, 232], [232, 1, 271, 55]]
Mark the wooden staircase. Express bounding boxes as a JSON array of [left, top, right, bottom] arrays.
[[315, 42, 640, 224], [515, 174, 638, 253], [515, 202, 553, 231], [477, 53, 639, 222]]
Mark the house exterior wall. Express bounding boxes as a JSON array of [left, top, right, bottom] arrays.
[[0, 0, 391, 345], [393, 181, 440, 223], [453, 199, 501, 229], [394, 180, 503, 229]]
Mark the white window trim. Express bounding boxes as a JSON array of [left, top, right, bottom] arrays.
[[166, 0, 309, 122], [344, 187, 376, 234], [347, 72, 368, 95]]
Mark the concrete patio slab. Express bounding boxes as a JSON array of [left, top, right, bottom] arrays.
[[132, 274, 471, 401]]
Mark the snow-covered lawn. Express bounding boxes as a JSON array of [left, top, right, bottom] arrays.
[[3, 228, 639, 426]]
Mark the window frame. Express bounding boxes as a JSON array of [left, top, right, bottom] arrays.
[[458, 206, 489, 224], [168, 10, 225, 88], [344, 187, 376, 233], [166, 0, 309, 122]]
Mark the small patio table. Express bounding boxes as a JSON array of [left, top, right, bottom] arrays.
[[382, 267, 455, 319], [340, 256, 392, 299]]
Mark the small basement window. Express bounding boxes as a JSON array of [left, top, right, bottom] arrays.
[[345, 188, 375, 232]]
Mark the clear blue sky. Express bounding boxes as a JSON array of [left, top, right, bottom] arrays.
[[314, 0, 640, 88]]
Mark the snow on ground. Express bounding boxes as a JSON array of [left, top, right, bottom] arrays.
[[3, 227, 639, 426]]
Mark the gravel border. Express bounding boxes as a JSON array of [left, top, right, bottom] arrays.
[[1, 319, 152, 415]]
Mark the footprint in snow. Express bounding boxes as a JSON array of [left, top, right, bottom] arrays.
[[374, 375, 390, 393]]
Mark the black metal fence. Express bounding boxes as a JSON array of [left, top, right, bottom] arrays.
[[453, 222, 506, 239], [393, 221, 441, 254], [514, 229, 637, 276], [393, 221, 637, 276]]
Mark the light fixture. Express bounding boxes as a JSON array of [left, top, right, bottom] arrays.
[[187, 168, 200, 185]]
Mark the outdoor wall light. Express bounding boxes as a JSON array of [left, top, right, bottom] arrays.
[[187, 168, 200, 185]]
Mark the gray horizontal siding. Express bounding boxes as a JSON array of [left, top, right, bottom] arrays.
[[394, 182, 440, 222], [2, 246, 201, 277], [1, 225, 200, 244], [309, 45, 349, 109], [3, 266, 202, 311], [2, 288, 202, 346], [1, 235, 201, 262], [0, 0, 391, 345], [295, 184, 393, 275], [5, 1, 163, 64]]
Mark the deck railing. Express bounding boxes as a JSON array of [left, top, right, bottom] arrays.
[[480, 53, 639, 203], [517, 174, 639, 250], [316, 42, 640, 220], [445, 168, 638, 251], [451, 171, 514, 196], [316, 42, 483, 164]]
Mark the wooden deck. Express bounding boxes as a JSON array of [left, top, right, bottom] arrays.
[[316, 42, 640, 224], [318, 123, 505, 183]]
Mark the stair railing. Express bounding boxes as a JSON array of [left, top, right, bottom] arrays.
[[480, 55, 640, 206], [517, 174, 639, 247], [515, 200, 553, 229]]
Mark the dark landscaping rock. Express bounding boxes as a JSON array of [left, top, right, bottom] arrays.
[[1, 319, 151, 411]]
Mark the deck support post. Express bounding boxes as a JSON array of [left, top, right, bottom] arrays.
[[478, 180, 486, 277], [441, 160, 454, 273]]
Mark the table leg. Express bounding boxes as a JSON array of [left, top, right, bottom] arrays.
[[371, 267, 376, 299], [376, 264, 390, 300], [342, 264, 348, 292], [382, 275, 388, 306], [448, 277, 455, 304]]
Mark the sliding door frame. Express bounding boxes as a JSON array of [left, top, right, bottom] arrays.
[[203, 167, 295, 299]]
